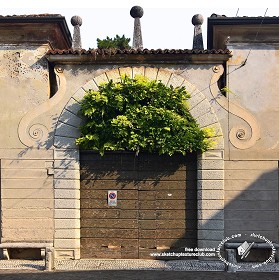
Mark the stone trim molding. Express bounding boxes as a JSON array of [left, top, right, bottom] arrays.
[[210, 65, 260, 149], [52, 66, 224, 259]]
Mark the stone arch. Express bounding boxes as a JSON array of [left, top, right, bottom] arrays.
[[53, 66, 225, 259], [54, 66, 224, 149]]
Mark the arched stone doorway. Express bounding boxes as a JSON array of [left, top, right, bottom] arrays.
[[52, 66, 224, 260]]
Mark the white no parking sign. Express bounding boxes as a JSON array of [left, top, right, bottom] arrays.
[[108, 190, 117, 206]]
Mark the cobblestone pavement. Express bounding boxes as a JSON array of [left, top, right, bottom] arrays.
[[0, 270, 279, 280]]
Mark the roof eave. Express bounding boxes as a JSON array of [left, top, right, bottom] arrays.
[[47, 52, 232, 65]]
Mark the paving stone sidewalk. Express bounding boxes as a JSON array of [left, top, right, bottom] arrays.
[[0, 259, 279, 279], [0, 270, 279, 280]]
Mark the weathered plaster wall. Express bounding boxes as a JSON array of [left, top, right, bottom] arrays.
[[227, 44, 279, 159], [0, 44, 50, 148], [0, 149, 54, 243], [0, 44, 54, 245], [224, 44, 279, 243], [224, 160, 278, 242]]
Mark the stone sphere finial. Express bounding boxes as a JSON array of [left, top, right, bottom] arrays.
[[192, 14, 204, 26], [71, 15, 82, 27], [130, 6, 144, 18]]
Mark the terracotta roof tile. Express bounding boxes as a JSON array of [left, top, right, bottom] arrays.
[[47, 48, 231, 55], [0, 14, 63, 18]]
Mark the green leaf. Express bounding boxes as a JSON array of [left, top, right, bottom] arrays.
[[76, 75, 215, 155]]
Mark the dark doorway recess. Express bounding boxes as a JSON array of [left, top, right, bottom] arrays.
[[80, 151, 197, 259]]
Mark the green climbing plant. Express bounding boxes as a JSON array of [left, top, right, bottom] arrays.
[[97, 35, 131, 50], [76, 75, 215, 156]]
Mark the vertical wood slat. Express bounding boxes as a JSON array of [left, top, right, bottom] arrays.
[[80, 151, 197, 259]]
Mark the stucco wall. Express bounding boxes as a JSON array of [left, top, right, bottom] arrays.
[[0, 42, 278, 260], [0, 44, 50, 148], [0, 44, 55, 248], [222, 44, 279, 244], [227, 44, 279, 159]]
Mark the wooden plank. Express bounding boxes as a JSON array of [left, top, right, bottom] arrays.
[[81, 238, 138, 247], [156, 229, 196, 239], [81, 209, 138, 219], [139, 220, 156, 230], [81, 228, 138, 238], [139, 229, 196, 239], [81, 199, 138, 209], [80, 170, 138, 180], [81, 161, 138, 171], [81, 151, 196, 163], [138, 220, 197, 230], [81, 249, 121, 259], [81, 247, 139, 259], [81, 180, 138, 190], [138, 191, 156, 200], [80, 170, 196, 181], [156, 190, 196, 200], [139, 209, 197, 220], [156, 220, 196, 230], [137, 170, 194, 181], [156, 239, 197, 248], [138, 190, 197, 200], [81, 190, 138, 199], [81, 160, 195, 172], [139, 210, 156, 220], [139, 239, 156, 249], [139, 230, 156, 239], [82, 219, 138, 229], [155, 210, 197, 220], [139, 200, 196, 210], [80, 152, 135, 161], [138, 180, 197, 190], [81, 179, 196, 190]]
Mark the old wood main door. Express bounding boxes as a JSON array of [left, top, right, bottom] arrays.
[[80, 151, 197, 259]]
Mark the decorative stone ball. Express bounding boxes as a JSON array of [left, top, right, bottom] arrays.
[[130, 6, 144, 18], [71, 15, 82, 27], [192, 14, 204, 25]]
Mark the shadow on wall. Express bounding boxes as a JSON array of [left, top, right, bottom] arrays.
[[169, 167, 279, 263], [79, 151, 197, 259], [79, 152, 278, 261]]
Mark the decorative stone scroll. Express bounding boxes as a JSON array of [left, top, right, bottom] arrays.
[[18, 66, 66, 148], [210, 65, 260, 149]]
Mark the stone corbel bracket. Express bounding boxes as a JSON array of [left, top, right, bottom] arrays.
[[18, 66, 66, 148], [210, 65, 260, 149]]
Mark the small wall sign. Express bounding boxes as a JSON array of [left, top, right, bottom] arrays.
[[108, 190, 117, 206]]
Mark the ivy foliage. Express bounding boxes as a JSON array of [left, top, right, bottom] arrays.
[[97, 35, 131, 50], [76, 75, 214, 156]]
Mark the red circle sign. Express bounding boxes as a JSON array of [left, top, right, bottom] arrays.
[[109, 192, 116, 199]]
